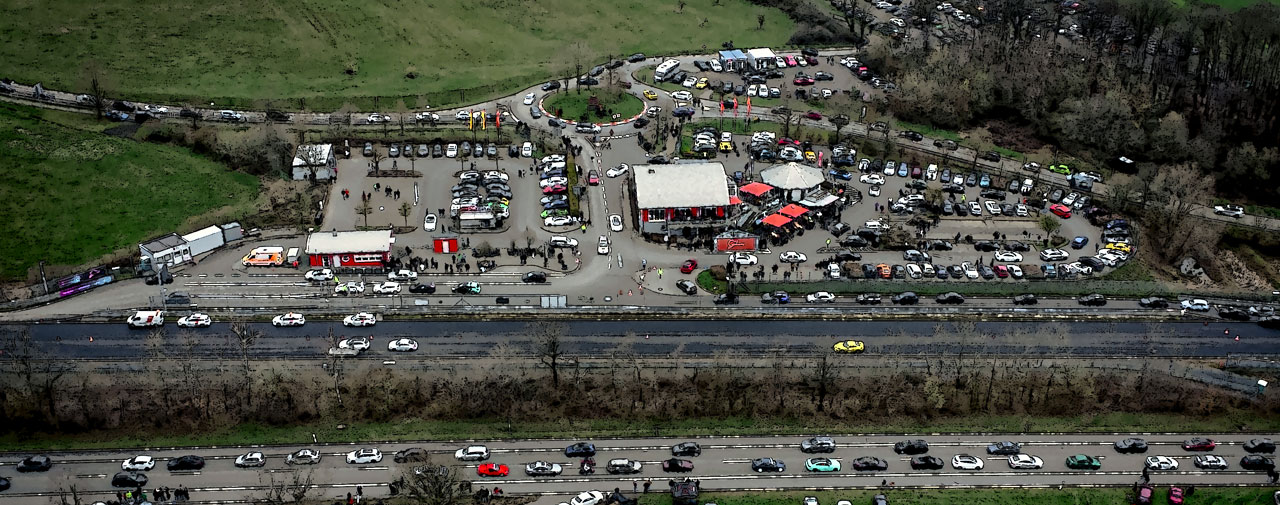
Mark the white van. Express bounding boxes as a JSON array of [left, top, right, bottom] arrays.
[[286, 247, 301, 267], [127, 310, 164, 328]]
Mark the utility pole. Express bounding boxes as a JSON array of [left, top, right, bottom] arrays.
[[38, 260, 49, 295]]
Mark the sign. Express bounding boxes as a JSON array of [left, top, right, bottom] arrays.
[[715, 236, 758, 252]]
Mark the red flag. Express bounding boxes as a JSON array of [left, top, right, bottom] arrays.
[[719, 101, 724, 116], [746, 96, 752, 117], [732, 97, 739, 116], [496, 111, 501, 129]]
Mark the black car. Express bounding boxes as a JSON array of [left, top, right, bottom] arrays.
[[672, 442, 702, 457], [815, 71, 834, 81], [1005, 241, 1031, 252], [713, 293, 739, 305], [1139, 297, 1168, 308], [394, 448, 429, 464], [902, 131, 923, 141], [801, 436, 836, 453], [850, 456, 888, 471], [751, 457, 786, 472], [1245, 438, 1276, 453], [936, 292, 965, 304], [662, 458, 695, 473], [978, 264, 995, 279], [0, 476, 8, 491], [522, 271, 547, 283], [893, 439, 928, 455], [112, 100, 137, 112], [947, 265, 964, 278], [891, 292, 918, 305], [144, 270, 174, 285], [802, 47, 820, 57], [941, 183, 965, 194], [927, 240, 954, 251], [856, 293, 881, 304], [179, 109, 200, 119], [16, 455, 52, 472], [1012, 294, 1038, 305], [980, 151, 1001, 162], [1079, 256, 1105, 270], [409, 282, 436, 294], [1077, 293, 1107, 306], [628, 53, 646, 62], [891, 265, 905, 279], [633, 117, 650, 128], [1219, 306, 1252, 321], [965, 173, 978, 186], [112, 472, 148, 488], [167, 455, 205, 471], [542, 81, 562, 91], [910, 456, 944, 470], [565, 442, 596, 458], [675, 280, 698, 295], [987, 441, 1020, 455], [974, 241, 999, 252], [1241, 455, 1276, 470], [980, 189, 1005, 200], [840, 236, 870, 248]]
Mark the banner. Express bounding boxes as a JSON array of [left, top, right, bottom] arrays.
[[481, 110, 487, 130], [468, 110, 474, 130], [732, 97, 739, 117], [746, 96, 751, 117]]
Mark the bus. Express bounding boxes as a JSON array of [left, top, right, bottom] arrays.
[[654, 59, 681, 82], [241, 246, 284, 266]]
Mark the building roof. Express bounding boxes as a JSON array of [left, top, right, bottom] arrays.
[[633, 162, 730, 209], [779, 204, 809, 218], [305, 229, 393, 254], [141, 233, 187, 253], [730, 49, 747, 59], [739, 182, 775, 197], [182, 225, 222, 242], [760, 162, 825, 189], [292, 144, 333, 167], [747, 48, 777, 59], [761, 214, 792, 227]]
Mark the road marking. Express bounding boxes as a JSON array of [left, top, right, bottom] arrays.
[[75, 474, 107, 479], [357, 466, 389, 471]]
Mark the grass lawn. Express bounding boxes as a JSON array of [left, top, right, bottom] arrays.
[[543, 88, 643, 123], [1171, 0, 1280, 8], [0, 0, 793, 111], [895, 119, 962, 142], [0, 102, 259, 280], [638, 488, 1276, 505], [6, 411, 1280, 452]]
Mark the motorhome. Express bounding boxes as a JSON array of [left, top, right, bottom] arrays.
[[241, 246, 284, 266]]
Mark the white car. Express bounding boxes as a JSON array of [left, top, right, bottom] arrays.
[[338, 338, 370, 351], [1039, 249, 1070, 262], [994, 251, 1023, 262], [445, 143, 459, 157], [122, 456, 155, 471], [597, 235, 610, 255], [1007, 454, 1043, 469], [864, 220, 890, 231], [335, 281, 365, 294], [609, 214, 623, 232], [747, 84, 758, 97], [540, 177, 569, 188], [671, 90, 693, 101], [779, 251, 808, 263], [424, 213, 438, 232], [730, 252, 758, 265], [304, 268, 334, 281], [968, 202, 982, 215], [869, 185, 881, 197], [571, 491, 606, 505], [962, 262, 979, 279], [926, 164, 938, 180], [860, 173, 885, 185], [1145, 456, 1179, 470], [523, 93, 537, 105], [272, 312, 306, 327], [521, 142, 534, 158], [234, 452, 266, 468], [346, 448, 383, 464], [890, 17, 906, 27], [373, 282, 401, 294], [455, 445, 490, 461], [368, 113, 391, 123], [709, 60, 723, 72], [343, 312, 377, 327], [1181, 299, 1210, 311], [484, 170, 508, 182], [286, 449, 321, 465], [176, 313, 212, 328], [806, 291, 836, 303], [545, 216, 577, 227], [388, 338, 418, 352], [414, 112, 439, 123], [1021, 178, 1034, 194], [454, 110, 471, 122], [826, 263, 842, 279], [1214, 204, 1244, 218], [606, 163, 630, 178], [905, 263, 922, 279], [951, 454, 984, 470], [984, 200, 1001, 215], [1008, 265, 1024, 278], [803, 497, 818, 505], [1016, 204, 1029, 217], [550, 236, 579, 248], [388, 269, 418, 281]]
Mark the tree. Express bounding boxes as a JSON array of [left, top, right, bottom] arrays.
[[255, 469, 314, 505], [54, 484, 83, 505], [79, 60, 109, 121], [394, 99, 410, 135], [809, 351, 837, 412], [830, 114, 851, 144], [399, 202, 413, 226], [678, 0, 687, 13], [356, 201, 373, 228], [398, 458, 469, 505], [845, 8, 873, 44], [229, 322, 261, 404], [1142, 163, 1221, 262], [1038, 214, 1062, 238], [773, 106, 794, 138], [371, 149, 386, 174], [531, 321, 569, 387], [757, 13, 766, 30], [567, 42, 600, 96]]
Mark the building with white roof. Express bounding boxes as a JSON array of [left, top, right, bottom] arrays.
[[631, 161, 733, 235], [305, 229, 394, 268]]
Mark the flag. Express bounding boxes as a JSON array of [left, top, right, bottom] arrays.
[[481, 110, 487, 130], [719, 101, 724, 116], [496, 111, 501, 129], [732, 97, 739, 117], [468, 110, 474, 130], [746, 96, 751, 117]]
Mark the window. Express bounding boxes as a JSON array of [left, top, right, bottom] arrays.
[[354, 254, 382, 263]]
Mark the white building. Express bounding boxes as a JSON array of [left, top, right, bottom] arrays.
[[746, 48, 778, 70], [292, 144, 336, 180], [140, 233, 191, 269], [632, 161, 733, 235]]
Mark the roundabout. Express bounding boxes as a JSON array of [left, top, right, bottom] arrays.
[[542, 87, 644, 126]]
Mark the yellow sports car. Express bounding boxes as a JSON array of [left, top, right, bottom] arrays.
[[1104, 242, 1132, 254], [719, 141, 733, 152], [804, 150, 817, 162], [643, 90, 658, 100], [695, 78, 709, 89], [833, 340, 865, 354]]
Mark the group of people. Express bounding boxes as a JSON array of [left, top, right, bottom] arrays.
[[114, 486, 189, 504]]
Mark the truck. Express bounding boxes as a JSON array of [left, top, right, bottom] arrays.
[[127, 310, 164, 328]]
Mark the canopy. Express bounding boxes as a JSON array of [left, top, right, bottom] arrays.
[[761, 214, 793, 228], [760, 162, 825, 189], [739, 182, 775, 197], [779, 204, 809, 218], [729, 196, 743, 205]]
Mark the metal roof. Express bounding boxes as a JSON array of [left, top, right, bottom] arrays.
[[305, 230, 393, 254], [140, 233, 187, 253], [760, 162, 825, 189], [633, 162, 730, 209]]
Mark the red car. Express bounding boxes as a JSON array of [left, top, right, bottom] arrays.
[[1050, 204, 1072, 218], [994, 265, 1009, 278], [777, 137, 799, 145], [542, 184, 567, 194], [587, 170, 600, 186], [1182, 437, 1216, 451], [477, 463, 509, 477], [804, 111, 822, 120], [1167, 486, 1184, 505], [680, 259, 698, 274], [793, 77, 815, 86]]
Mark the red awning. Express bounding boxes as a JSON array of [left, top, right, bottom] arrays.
[[779, 204, 809, 218], [729, 196, 742, 205], [761, 214, 793, 228], [739, 182, 775, 197]]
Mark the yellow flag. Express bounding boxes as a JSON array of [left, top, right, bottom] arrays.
[[468, 110, 474, 130], [481, 110, 487, 130]]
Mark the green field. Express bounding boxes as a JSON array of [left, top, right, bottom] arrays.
[[543, 88, 644, 123], [0, 103, 259, 280], [0, 0, 793, 111], [1172, 0, 1280, 8], [638, 488, 1275, 505]]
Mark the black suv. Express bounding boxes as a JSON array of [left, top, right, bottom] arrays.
[[16, 455, 53, 472], [893, 439, 929, 455], [800, 436, 836, 453], [890, 292, 918, 305], [1077, 293, 1107, 306], [671, 442, 702, 457]]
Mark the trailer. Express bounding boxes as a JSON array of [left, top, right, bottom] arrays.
[[182, 225, 226, 257]]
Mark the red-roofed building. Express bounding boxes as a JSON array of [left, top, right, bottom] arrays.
[[761, 214, 793, 228]]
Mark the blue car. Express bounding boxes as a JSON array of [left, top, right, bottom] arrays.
[[897, 162, 909, 177], [1071, 236, 1088, 249], [829, 169, 853, 181], [979, 174, 991, 188]]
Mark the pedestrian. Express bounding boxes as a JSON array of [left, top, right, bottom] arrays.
[[1141, 466, 1149, 482], [581, 224, 587, 234], [633, 481, 638, 493], [642, 258, 647, 269], [643, 479, 651, 493], [658, 268, 663, 279], [881, 479, 887, 486], [1186, 485, 1195, 496], [826, 238, 831, 247], [348, 493, 354, 505]]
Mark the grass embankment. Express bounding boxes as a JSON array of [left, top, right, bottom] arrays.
[[5, 411, 1279, 452], [638, 488, 1276, 505], [0, 102, 259, 280], [544, 89, 644, 123], [0, 0, 793, 111]]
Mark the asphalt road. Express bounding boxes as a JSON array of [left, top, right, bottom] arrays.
[[1, 434, 1277, 505], [8, 320, 1279, 359]]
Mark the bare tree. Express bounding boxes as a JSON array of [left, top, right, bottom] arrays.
[[398, 458, 470, 505], [229, 322, 261, 404], [371, 148, 386, 175], [678, 0, 687, 13], [773, 106, 795, 138], [809, 350, 837, 412], [531, 321, 569, 387], [356, 200, 373, 229], [54, 483, 83, 505], [79, 61, 109, 121], [394, 99, 411, 135], [399, 202, 413, 226], [254, 469, 315, 505]]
